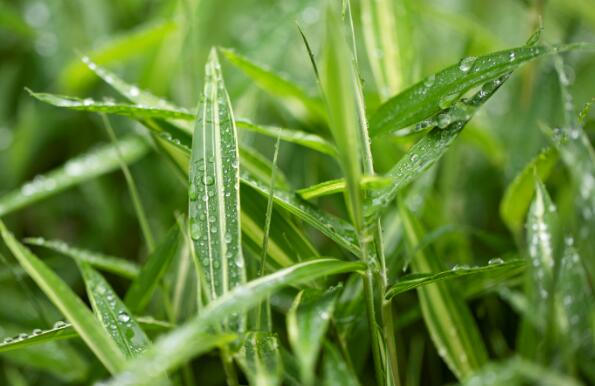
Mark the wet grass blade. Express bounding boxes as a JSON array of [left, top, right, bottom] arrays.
[[500, 147, 558, 236], [103, 258, 365, 386], [369, 43, 590, 137], [220, 48, 326, 122], [0, 136, 148, 218], [188, 48, 246, 329], [385, 259, 526, 299], [124, 225, 181, 314], [399, 205, 488, 380], [78, 263, 151, 358], [24, 237, 140, 279], [0, 221, 126, 374], [235, 332, 283, 386], [287, 286, 341, 385], [297, 176, 391, 201]]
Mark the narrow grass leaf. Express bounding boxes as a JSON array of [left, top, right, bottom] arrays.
[[25, 237, 140, 279], [322, 342, 360, 386], [235, 332, 283, 386], [399, 206, 488, 380], [103, 258, 365, 386], [287, 286, 341, 385], [385, 259, 526, 299], [220, 48, 326, 121], [188, 48, 246, 330], [0, 136, 148, 217], [78, 263, 151, 358], [124, 225, 181, 314], [369, 43, 589, 137], [0, 221, 126, 374], [500, 147, 558, 235], [297, 176, 392, 200]]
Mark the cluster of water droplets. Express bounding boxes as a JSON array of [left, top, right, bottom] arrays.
[[1, 320, 70, 345]]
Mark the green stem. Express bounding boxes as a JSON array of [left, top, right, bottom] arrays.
[[220, 346, 239, 386]]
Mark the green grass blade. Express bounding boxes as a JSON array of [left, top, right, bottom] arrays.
[[25, 237, 140, 279], [361, 0, 402, 99], [297, 176, 392, 201], [366, 73, 511, 220], [0, 136, 148, 217], [385, 259, 526, 299], [287, 286, 341, 385], [220, 48, 326, 122], [78, 263, 151, 358], [188, 48, 246, 328], [124, 225, 181, 314], [500, 147, 559, 236], [322, 342, 360, 386], [235, 332, 283, 386], [369, 43, 590, 137], [103, 258, 365, 386], [399, 205, 488, 380], [0, 221, 126, 374]]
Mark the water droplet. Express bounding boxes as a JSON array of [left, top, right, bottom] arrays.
[[424, 74, 436, 88], [458, 56, 477, 72], [191, 223, 200, 240], [508, 52, 516, 62], [203, 176, 215, 185], [32, 329, 43, 336], [53, 321, 67, 329], [118, 311, 131, 323], [129, 87, 140, 97], [488, 258, 504, 265], [189, 184, 198, 201], [438, 113, 451, 128]]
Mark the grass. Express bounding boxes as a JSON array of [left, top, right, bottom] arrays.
[[0, 0, 594, 385]]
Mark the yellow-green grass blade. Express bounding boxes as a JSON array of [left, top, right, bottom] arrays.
[[102, 258, 365, 386], [297, 176, 392, 201], [188, 48, 246, 330], [399, 205, 488, 380], [235, 332, 283, 386], [287, 286, 341, 385], [0, 221, 127, 374], [0, 136, 148, 218]]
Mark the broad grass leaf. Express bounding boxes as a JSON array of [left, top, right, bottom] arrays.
[[235, 332, 283, 386], [0, 221, 126, 374], [0, 136, 148, 218]]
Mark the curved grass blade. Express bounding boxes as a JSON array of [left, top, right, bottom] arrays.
[[399, 206, 488, 380], [500, 147, 558, 235], [220, 48, 326, 121], [322, 342, 360, 386], [236, 119, 337, 158], [24, 237, 140, 279], [0, 136, 148, 218], [103, 258, 365, 386], [0, 221, 126, 374], [287, 286, 342, 386], [78, 263, 151, 358], [369, 43, 590, 137], [235, 332, 283, 386], [297, 176, 392, 201], [188, 48, 246, 329], [124, 225, 181, 314], [385, 259, 526, 299], [366, 73, 511, 220]]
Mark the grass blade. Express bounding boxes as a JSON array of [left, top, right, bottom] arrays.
[[322, 342, 360, 386], [385, 259, 526, 299], [124, 225, 181, 314], [188, 48, 246, 328], [297, 176, 391, 201], [287, 286, 341, 385], [0, 221, 126, 374], [235, 332, 283, 386], [103, 258, 365, 386], [399, 205, 488, 380], [78, 263, 151, 358], [25, 237, 140, 279], [0, 136, 148, 218]]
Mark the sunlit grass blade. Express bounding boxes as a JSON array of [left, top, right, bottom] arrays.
[[0, 136, 148, 218], [369, 43, 590, 137], [366, 73, 510, 220], [399, 205, 488, 380], [236, 119, 337, 157], [297, 176, 391, 200], [287, 286, 341, 385], [124, 225, 181, 314], [361, 0, 402, 99], [78, 263, 151, 358], [0, 221, 126, 374], [322, 342, 360, 386], [24, 237, 140, 279], [500, 147, 558, 236], [188, 48, 246, 330], [103, 258, 365, 386], [235, 332, 283, 386], [385, 259, 526, 299], [220, 48, 326, 122]]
